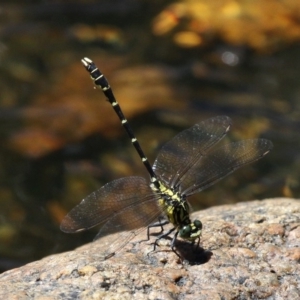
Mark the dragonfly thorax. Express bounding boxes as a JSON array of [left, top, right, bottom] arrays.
[[151, 180, 202, 241]]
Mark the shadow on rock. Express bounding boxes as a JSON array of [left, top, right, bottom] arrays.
[[173, 239, 213, 265]]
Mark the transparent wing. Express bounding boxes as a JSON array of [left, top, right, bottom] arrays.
[[153, 116, 231, 189], [94, 197, 163, 259], [180, 139, 273, 196], [60, 176, 157, 233], [94, 194, 162, 238], [95, 231, 140, 260]]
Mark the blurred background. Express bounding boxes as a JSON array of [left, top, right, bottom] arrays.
[[0, 0, 300, 273]]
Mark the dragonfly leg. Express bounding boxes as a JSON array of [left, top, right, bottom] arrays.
[[170, 231, 183, 260], [146, 217, 169, 241], [146, 226, 176, 258], [152, 227, 176, 251], [171, 232, 201, 261]]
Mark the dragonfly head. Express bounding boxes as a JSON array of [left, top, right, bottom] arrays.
[[179, 219, 202, 241]]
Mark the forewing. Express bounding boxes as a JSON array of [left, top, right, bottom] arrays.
[[153, 116, 231, 189], [180, 139, 273, 196], [60, 176, 154, 233]]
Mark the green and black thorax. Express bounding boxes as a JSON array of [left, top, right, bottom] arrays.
[[151, 180, 202, 242]]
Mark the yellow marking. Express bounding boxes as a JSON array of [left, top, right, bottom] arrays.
[[95, 75, 103, 81], [190, 230, 201, 239], [142, 157, 147, 162], [150, 183, 158, 191], [121, 119, 127, 124], [91, 68, 99, 74], [131, 138, 137, 143], [158, 182, 181, 201], [112, 101, 118, 106], [158, 198, 164, 207], [102, 86, 110, 91]]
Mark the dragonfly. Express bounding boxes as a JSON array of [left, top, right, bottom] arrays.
[[60, 57, 273, 260]]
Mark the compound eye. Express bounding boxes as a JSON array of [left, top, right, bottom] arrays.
[[179, 225, 191, 239], [194, 220, 202, 230]]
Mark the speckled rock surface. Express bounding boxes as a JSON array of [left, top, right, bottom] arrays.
[[0, 198, 299, 300]]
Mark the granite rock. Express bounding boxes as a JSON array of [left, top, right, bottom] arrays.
[[0, 198, 299, 299]]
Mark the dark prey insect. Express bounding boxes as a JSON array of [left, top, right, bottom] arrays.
[[60, 57, 273, 260]]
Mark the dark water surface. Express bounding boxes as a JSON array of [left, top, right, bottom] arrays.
[[0, 1, 299, 272]]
